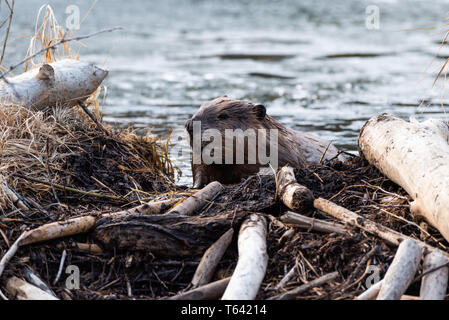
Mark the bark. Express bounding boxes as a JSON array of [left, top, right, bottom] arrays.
[[359, 114, 449, 242], [222, 214, 268, 300], [0, 59, 107, 109], [94, 210, 248, 259]]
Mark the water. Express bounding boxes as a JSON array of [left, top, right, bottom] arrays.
[[5, 0, 449, 185]]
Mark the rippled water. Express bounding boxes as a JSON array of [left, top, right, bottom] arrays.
[[6, 0, 449, 185]]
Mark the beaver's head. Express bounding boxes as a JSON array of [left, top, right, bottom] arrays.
[[184, 96, 267, 143]]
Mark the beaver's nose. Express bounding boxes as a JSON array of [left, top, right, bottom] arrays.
[[185, 118, 193, 134]]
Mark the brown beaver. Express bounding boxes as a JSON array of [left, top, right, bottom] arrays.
[[185, 96, 344, 188]]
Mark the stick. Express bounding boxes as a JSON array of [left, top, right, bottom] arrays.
[[167, 181, 224, 216], [274, 264, 297, 290], [19, 199, 176, 246], [102, 198, 178, 218], [167, 277, 231, 300], [356, 280, 383, 300], [222, 214, 268, 300], [53, 249, 67, 285], [420, 249, 449, 300], [0, 26, 122, 81], [0, 0, 14, 66], [20, 216, 96, 246], [313, 197, 447, 258], [280, 211, 348, 235], [277, 166, 314, 213], [79, 101, 110, 136], [191, 228, 233, 289], [23, 267, 57, 298], [377, 239, 422, 300], [18, 175, 128, 202], [5, 276, 58, 300], [268, 271, 339, 300], [0, 231, 27, 277]]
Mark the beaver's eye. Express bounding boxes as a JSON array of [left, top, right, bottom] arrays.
[[217, 113, 229, 120]]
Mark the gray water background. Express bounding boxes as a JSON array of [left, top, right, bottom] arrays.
[[4, 0, 449, 185]]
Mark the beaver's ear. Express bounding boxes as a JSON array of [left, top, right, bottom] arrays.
[[253, 104, 266, 120]]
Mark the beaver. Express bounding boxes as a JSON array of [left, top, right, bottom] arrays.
[[185, 96, 344, 188]]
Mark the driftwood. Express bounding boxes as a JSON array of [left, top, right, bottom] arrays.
[[314, 198, 447, 258], [18, 198, 176, 246], [356, 280, 383, 300], [23, 267, 57, 298], [280, 211, 348, 235], [5, 277, 58, 300], [20, 216, 97, 246], [277, 166, 314, 213], [222, 214, 268, 300], [274, 264, 297, 290], [359, 114, 449, 242], [168, 277, 231, 300], [167, 181, 223, 216], [191, 228, 234, 288], [420, 249, 449, 300], [377, 239, 422, 300], [0, 59, 107, 109], [268, 271, 339, 300]]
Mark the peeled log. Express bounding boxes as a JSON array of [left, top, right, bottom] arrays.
[[420, 249, 449, 300], [359, 114, 449, 242], [222, 214, 268, 300], [0, 59, 107, 109], [191, 228, 234, 288], [377, 239, 422, 300], [277, 166, 314, 213], [6, 277, 59, 300], [167, 181, 224, 216]]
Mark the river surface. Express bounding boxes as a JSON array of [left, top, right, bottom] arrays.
[[5, 0, 449, 185]]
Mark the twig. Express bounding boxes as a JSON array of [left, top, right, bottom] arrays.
[[17, 174, 128, 202], [0, 0, 14, 66], [78, 101, 110, 136], [53, 250, 67, 285], [268, 271, 339, 300], [0, 26, 123, 81], [0, 230, 28, 299]]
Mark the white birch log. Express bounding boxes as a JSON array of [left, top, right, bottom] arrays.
[[377, 239, 422, 300], [277, 166, 314, 213], [359, 114, 449, 242], [167, 181, 224, 216], [356, 280, 383, 300], [221, 214, 268, 300], [420, 249, 449, 300], [0, 59, 108, 109], [6, 277, 59, 300], [23, 268, 57, 298]]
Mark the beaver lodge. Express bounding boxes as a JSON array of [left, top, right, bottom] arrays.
[[0, 5, 449, 301]]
